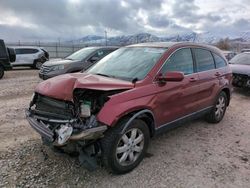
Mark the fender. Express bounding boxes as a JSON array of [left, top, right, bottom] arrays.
[[120, 109, 156, 134]]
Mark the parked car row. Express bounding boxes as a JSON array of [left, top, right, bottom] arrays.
[[26, 42, 233, 174]]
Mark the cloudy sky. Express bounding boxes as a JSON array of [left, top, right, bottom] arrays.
[[0, 0, 249, 42]]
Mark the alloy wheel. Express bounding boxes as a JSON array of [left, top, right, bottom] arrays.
[[116, 128, 144, 166], [215, 96, 226, 119]]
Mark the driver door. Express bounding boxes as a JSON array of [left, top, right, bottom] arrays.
[[155, 48, 200, 126]]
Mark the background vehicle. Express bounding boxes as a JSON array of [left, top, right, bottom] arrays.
[[11, 46, 49, 69], [0, 39, 15, 79], [222, 50, 237, 61], [229, 52, 250, 89], [39, 46, 117, 80], [26, 42, 232, 174], [241, 49, 250, 53]]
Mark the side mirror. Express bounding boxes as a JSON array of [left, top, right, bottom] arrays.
[[89, 56, 100, 63], [7, 47, 16, 62], [156, 71, 184, 83], [165, 71, 184, 82]]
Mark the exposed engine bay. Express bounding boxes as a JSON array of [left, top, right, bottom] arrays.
[[233, 73, 250, 88], [26, 89, 125, 146]]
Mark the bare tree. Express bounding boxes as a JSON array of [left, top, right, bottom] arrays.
[[216, 38, 231, 50]]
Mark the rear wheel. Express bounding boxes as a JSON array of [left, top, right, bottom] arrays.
[[205, 91, 228, 123], [100, 119, 150, 174], [0, 66, 4, 79]]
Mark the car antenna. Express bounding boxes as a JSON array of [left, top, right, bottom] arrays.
[[132, 78, 138, 87]]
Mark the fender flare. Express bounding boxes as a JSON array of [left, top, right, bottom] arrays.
[[121, 109, 156, 134]]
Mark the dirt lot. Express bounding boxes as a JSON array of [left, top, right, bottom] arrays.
[[0, 69, 250, 188]]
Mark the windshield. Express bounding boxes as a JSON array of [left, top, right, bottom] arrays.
[[65, 47, 97, 61], [87, 47, 166, 81], [230, 53, 250, 65]]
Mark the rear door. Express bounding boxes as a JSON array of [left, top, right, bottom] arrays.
[[155, 48, 200, 126], [192, 48, 220, 109], [13, 48, 38, 65]]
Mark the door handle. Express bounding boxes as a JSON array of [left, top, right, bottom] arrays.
[[189, 77, 198, 82], [215, 72, 221, 76]]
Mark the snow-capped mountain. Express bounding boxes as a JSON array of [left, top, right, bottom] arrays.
[[68, 31, 250, 45]]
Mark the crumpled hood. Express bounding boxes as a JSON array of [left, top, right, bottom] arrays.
[[230, 64, 250, 76], [35, 73, 134, 101], [43, 58, 79, 66]]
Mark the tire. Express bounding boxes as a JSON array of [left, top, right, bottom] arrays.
[[100, 119, 150, 174], [0, 66, 4, 79], [33, 60, 43, 69], [205, 91, 228, 123]]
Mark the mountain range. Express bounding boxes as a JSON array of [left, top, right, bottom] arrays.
[[67, 31, 250, 46]]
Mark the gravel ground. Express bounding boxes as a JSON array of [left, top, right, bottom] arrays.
[[0, 69, 250, 188]]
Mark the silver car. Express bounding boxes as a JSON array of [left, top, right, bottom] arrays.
[[11, 46, 49, 69]]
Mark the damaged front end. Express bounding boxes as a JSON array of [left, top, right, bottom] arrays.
[[25, 89, 123, 147], [232, 73, 250, 89]]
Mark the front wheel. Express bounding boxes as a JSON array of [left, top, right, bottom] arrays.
[[205, 91, 228, 123], [0, 66, 4, 79], [100, 119, 150, 174]]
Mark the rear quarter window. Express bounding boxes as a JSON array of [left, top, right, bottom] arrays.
[[194, 48, 215, 72], [213, 53, 227, 68]]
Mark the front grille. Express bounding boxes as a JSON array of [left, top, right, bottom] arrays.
[[40, 65, 52, 74], [34, 94, 75, 119], [233, 73, 250, 87]]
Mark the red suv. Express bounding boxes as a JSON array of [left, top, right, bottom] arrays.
[[26, 42, 232, 174]]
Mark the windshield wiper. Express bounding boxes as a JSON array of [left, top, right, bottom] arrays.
[[96, 73, 111, 78]]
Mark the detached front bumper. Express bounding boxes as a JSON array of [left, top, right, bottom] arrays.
[[25, 109, 107, 145], [25, 109, 59, 142]]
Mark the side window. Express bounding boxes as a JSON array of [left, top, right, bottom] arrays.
[[89, 49, 112, 62], [213, 53, 227, 68], [161, 48, 194, 75], [15, 49, 21, 55], [16, 48, 38, 54], [95, 49, 112, 58], [194, 48, 215, 72], [92, 50, 104, 58]]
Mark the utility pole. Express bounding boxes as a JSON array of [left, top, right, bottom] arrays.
[[105, 30, 108, 46], [58, 37, 61, 46]]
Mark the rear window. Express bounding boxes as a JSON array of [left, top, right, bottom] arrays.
[[15, 48, 39, 54], [213, 53, 227, 68], [194, 48, 215, 72]]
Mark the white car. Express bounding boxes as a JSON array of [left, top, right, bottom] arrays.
[[11, 46, 49, 69]]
